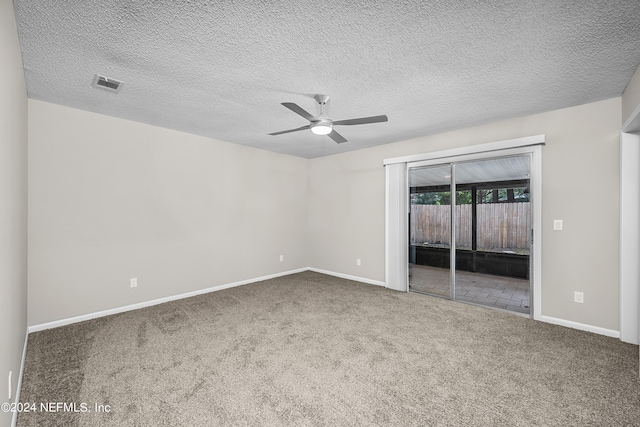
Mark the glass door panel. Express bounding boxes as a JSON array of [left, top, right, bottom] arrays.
[[453, 156, 531, 314], [408, 164, 452, 298]]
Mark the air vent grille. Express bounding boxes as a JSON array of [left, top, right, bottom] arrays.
[[92, 74, 123, 92]]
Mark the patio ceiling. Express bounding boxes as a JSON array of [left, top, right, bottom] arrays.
[[409, 156, 530, 188]]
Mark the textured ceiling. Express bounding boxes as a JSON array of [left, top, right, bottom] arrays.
[[13, 0, 640, 159]]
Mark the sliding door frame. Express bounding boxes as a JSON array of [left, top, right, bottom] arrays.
[[385, 135, 544, 320]]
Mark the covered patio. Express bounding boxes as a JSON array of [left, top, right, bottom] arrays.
[[409, 264, 530, 314]]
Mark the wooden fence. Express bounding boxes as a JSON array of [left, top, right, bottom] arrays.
[[410, 202, 530, 250]]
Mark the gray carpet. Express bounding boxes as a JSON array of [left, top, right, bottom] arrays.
[[17, 271, 640, 426]]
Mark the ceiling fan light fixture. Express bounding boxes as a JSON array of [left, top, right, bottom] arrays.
[[269, 95, 387, 144], [310, 121, 333, 135]]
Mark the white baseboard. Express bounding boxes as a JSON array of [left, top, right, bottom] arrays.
[[11, 329, 29, 427], [539, 315, 620, 338], [28, 268, 308, 333], [25, 268, 622, 343], [308, 267, 386, 287]]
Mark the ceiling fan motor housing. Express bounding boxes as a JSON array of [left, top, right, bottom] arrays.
[[314, 94, 330, 105]]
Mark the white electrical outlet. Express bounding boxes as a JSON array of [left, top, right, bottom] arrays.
[[553, 219, 563, 231], [574, 291, 584, 303], [356, 259, 361, 266], [280, 255, 284, 262], [8, 371, 12, 400], [130, 278, 138, 288]]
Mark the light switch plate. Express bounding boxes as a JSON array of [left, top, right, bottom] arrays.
[[553, 220, 563, 231]]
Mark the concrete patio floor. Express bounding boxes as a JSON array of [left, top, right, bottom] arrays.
[[409, 264, 530, 314]]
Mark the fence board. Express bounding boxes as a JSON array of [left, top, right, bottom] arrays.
[[410, 202, 530, 250]]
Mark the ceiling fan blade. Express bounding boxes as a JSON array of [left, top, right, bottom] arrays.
[[268, 124, 310, 136], [332, 115, 388, 126], [327, 130, 347, 144], [281, 103, 316, 121]]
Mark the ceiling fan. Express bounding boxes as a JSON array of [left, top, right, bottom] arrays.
[[268, 95, 388, 144]]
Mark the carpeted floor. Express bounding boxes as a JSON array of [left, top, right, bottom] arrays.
[[17, 271, 640, 426]]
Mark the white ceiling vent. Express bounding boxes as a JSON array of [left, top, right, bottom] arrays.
[[92, 74, 123, 93]]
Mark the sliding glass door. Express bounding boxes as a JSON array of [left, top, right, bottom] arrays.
[[408, 154, 532, 315], [409, 163, 453, 298]]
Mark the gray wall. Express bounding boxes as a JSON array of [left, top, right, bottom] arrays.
[[28, 100, 309, 326], [25, 87, 628, 334], [623, 65, 640, 126], [0, 0, 28, 423], [308, 98, 622, 331]]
